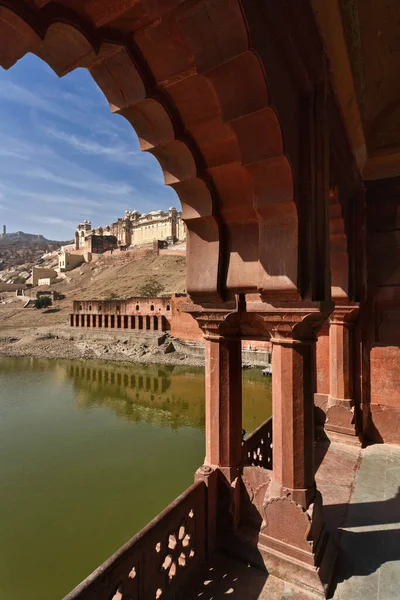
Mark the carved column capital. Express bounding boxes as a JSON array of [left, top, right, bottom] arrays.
[[329, 303, 359, 326], [197, 310, 238, 339], [249, 301, 334, 342], [180, 300, 240, 339]]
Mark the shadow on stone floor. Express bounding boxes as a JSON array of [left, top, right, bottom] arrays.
[[328, 488, 400, 598], [181, 551, 325, 600], [181, 553, 270, 600], [325, 488, 400, 529], [334, 528, 400, 580], [314, 435, 331, 472]]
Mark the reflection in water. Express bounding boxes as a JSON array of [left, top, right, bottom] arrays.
[[65, 360, 271, 433], [0, 356, 271, 600]]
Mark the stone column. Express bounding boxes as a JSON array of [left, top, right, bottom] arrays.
[[149, 314, 154, 331], [256, 304, 336, 595], [326, 304, 359, 437], [204, 334, 242, 482], [270, 334, 315, 507]]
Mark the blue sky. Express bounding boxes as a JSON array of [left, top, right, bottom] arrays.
[[0, 54, 176, 241]]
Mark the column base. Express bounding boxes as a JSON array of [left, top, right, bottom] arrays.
[[257, 492, 337, 597], [220, 486, 337, 598], [315, 393, 359, 442]]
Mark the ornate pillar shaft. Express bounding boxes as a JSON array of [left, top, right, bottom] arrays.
[[204, 335, 242, 481], [329, 305, 358, 400], [330, 321, 351, 400], [325, 304, 359, 436], [253, 303, 337, 596], [271, 336, 315, 506], [253, 305, 329, 507]]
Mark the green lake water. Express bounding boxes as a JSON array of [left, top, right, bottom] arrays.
[[0, 357, 272, 600]]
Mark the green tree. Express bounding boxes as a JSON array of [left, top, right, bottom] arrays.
[[34, 296, 52, 309], [139, 279, 164, 297]]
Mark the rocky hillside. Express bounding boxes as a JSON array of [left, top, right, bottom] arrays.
[[0, 231, 70, 283], [54, 251, 187, 300], [0, 250, 187, 330]]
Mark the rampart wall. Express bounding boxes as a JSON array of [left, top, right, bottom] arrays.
[[69, 293, 272, 355]]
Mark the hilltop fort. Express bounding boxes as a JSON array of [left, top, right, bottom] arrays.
[[73, 206, 185, 255]]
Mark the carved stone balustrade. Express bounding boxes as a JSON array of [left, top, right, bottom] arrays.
[[63, 482, 207, 600], [243, 416, 273, 471]]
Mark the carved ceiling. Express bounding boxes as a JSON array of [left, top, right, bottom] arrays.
[[313, 0, 400, 180]]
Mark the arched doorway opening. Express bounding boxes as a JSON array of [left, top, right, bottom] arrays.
[[0, 3, 341, 599]]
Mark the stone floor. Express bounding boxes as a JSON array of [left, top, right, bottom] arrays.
[[183, 552, 321, 600], [332, 443, 400, 600], [183, 442, 400, 600]]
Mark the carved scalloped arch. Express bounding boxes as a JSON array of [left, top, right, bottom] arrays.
[[0, 2, 223, 301], [133, 2, 299, 298], [0, 0, 299, 301]]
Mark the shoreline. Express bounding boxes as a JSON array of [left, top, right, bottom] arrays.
[[0, 325, 271, 370], [0, 326, 205, 368]]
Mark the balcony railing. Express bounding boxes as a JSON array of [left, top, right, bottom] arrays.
[[63, 481, 207, 600], [243, 416, 273, 470]]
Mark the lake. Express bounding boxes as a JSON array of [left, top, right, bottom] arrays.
[[0, 357, 272, 600]]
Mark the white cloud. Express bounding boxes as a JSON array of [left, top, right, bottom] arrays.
[[30, 215, 77, 228], [0, 133, 136, 197], [0, 148, 27, 159], [0, 78, 123, 138], [45, 126, 139, 165], [0, 81, 57, 114], [0, 183, 130, 214], [23, 166, 134, 195]]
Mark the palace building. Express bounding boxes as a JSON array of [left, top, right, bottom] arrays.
[[75, 207, 185, 252]]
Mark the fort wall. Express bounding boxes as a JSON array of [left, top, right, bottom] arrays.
[[69, 293, 272, 356]]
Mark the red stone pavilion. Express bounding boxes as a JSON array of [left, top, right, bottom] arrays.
[[1, 1, 399, 597]]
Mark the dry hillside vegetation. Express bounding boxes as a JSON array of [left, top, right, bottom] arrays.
[[0, 251, 186, 329], [62, 252, 186, 300]]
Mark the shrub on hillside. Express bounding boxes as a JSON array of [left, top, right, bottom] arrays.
[[34, 296, 52, 309], [139, 280, 164, 297]]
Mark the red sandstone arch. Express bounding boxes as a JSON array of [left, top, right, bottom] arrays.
[[0, 0, 299, 303]]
